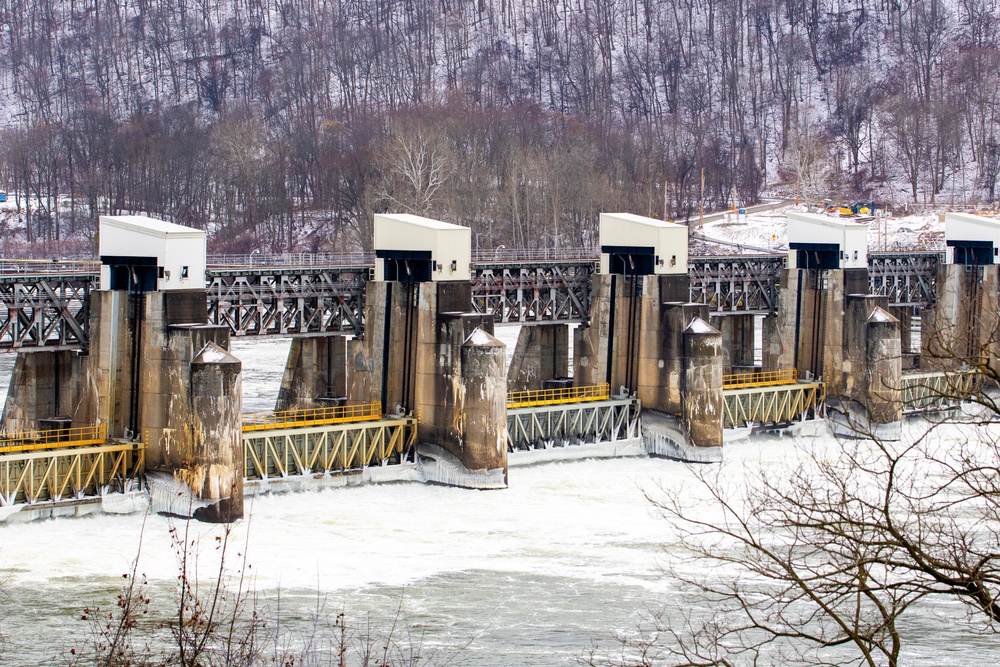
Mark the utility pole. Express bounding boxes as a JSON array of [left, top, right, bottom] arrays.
[[699, 167, 705, 228]]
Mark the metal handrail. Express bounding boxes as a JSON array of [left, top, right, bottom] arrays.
[[0, 424, 107, 454], [0, 258, 100, 275], [242, 401, 382, 432], [507, 383, 610, 409], [723, 369, 798, 389], [208, 252, 375, 269]]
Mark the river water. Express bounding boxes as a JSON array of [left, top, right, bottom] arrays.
[[0, 330, 994, 665]]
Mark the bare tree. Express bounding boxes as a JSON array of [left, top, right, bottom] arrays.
[[375, 118, 455, 216]]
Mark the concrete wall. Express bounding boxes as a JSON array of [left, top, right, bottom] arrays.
[[763, 268, 799, 371], [922, 264, 1000, 370], [90, 290, 137, 438], [275, 336, 348, 411], [573, 274, 614, 387], [507, 324, 569, 392], [716, 314, 756, 371], [1, 350, 96, 433]]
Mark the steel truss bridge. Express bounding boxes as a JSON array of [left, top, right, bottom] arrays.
[[506, 397, 641, 451], [901, 369, 981, 413], [0, 251, 945, 351]]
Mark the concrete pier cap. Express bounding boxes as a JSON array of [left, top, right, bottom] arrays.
[[373, 213, 471, 282], [599, 213, 688, 276], [99, 215, 206, 291], [944, 212, 1000, 265], [786, 210, 867, 271]]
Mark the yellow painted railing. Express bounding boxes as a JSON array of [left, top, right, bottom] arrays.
[[242, 402, 383, 432], [0, 424, 107, 455], [723, 369, 798, 390], [507, 383, 610, 409]]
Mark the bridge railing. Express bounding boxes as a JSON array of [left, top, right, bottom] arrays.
[[0, 258, 100, 275], [242, 401, 383, 432], [0, 424, 107, 454], [507, 383, 610, 409], [208, 252, 375, 269], [472, 247, 599, 263], [723, 369, 798, 389]]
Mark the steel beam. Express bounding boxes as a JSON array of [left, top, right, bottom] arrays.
[[688, 255, 782, 314], [242, 417, 417, 480], [506, 397, 640, 451], [901, 369, 979, 413], [0, 442, 144, 506], [0, 273, 93, 350], [867, 252, 942, 307], [206, 267, 369, 337], [722, 382, 825, 428], [471, 261, 595, 323]]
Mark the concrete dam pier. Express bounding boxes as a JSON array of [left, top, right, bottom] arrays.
[[0, 208, 995, 522]]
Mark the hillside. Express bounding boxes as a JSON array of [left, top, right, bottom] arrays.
[[0, 0, 997, 253]]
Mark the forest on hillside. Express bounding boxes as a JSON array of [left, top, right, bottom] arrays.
[[0, 0, 995, 252]]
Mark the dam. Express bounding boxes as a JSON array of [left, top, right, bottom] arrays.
[[0, 209, 991, 522]]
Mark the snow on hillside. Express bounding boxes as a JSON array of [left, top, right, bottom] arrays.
[[697, 204, 957, 255]]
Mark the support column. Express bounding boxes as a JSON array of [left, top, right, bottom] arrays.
[[573, 274, 615, 387], [763, 268, 798, 371], [866, 308, 903, 429], [139, 291, 245, 522], [275, 336, 348, 411], [890, 306, 917, 370], [412, 282, 506, 489], [507, 324, 569, 392], [186, 343, 243, 523], [682, 318, 723, 450], [459, 329, 508, 479]]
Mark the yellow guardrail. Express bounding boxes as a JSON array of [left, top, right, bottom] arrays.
[[723, 369, 798, 390], [0, 424, 107, 454], [242, 401, 383, 432], [507, 383, 610, 409]]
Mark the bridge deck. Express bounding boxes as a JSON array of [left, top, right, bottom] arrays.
[[0, 425, 107, 454], [243, 402, 382, 432], [506, 383, 610, 409]]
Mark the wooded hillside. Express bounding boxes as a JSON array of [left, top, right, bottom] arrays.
[[0, 0, 992, 251]]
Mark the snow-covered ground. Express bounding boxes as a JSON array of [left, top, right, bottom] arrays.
[[696, 203, 951, 254]]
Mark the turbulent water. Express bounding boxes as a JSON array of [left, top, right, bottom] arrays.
[[0, 330, 995, 665]]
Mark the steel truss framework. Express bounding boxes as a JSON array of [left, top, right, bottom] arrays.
[[868, 252, 941, 307], [0, 274, 93, 350], [722, 382, 826, 429], [471, 261, 595, 323], [688, 256, 783, 314], [506, 397, 641, 451], [901, 369, 980, 413], [207, 268, 369, 337], [0, 442, 144, 506], [243, 417, 417, 480], [0, 250, 951, 350]]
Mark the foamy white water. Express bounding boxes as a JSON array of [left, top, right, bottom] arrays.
[[0, 333, 995, 664]]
